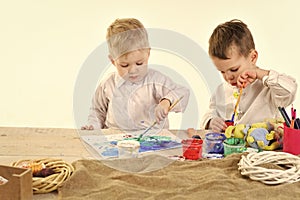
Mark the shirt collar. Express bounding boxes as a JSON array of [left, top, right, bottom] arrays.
[[115, 73, 126, 88], [115, 73, 147, 88]]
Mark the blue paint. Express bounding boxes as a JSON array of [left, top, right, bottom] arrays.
[[101, 147, 119, 157], [203, 133, 226, 158], [100, 135, 181, 157], [139, 141, 181, 152], [130, 136, 181, 152]]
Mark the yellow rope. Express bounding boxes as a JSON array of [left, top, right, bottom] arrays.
[[12, 158, 74, 194]]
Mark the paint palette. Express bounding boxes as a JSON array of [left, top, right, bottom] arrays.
[[81, 130, 182, 159]]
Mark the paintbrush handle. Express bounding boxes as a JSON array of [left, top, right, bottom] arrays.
[[233, 88, 243, 113], [138, 96, 184, 140], [169, 96, 184, 111], [278, 107, 291, 127], [232, 86, 244, 121], [291, 119, 295, 129], [138, 121, 157, 140]]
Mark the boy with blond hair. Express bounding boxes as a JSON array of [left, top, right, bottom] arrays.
[[200, 19, 297, 132], [82, 18, 189, 130]]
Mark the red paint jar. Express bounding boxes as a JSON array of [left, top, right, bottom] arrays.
[[225, 120, 234, 127], [223, 120, 234, 132], [181, 139, 203, 160]]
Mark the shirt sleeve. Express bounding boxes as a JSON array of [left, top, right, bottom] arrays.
[[153, 71, 190, 113], [199, 83, 230, 129], [199, 91, 217, 129], [87, 83, 109, 129], [264, 70, 297, 107]]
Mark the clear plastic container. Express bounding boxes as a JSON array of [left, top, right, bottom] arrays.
[[117, 140, 140, 159], [181, 139, 203, 160], [202, 133, 226, 159], [223, 138, 246, 156]]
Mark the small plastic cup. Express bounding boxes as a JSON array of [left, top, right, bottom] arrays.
[[117, 140, 140, 159], [225, 120, 234, 127], [222, 120, 234, 132], [223, 138, 246, 156], [181, 139, 203, 160], [202, 133, 226, 159]]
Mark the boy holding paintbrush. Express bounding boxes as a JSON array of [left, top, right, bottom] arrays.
[[200, 19, 297, 133], [82, 18, 189, 130]]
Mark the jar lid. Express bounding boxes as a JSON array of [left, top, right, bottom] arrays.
[[224, 138, 245, 145], [117, 140, 140, 148], [181, 138, 203, 145], [205, 133, 226, 141]]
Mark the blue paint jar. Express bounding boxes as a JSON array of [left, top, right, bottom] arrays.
[[202, 133, 226, 159]]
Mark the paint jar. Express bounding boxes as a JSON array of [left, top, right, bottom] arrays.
[[223, 120, 234, 132], [223, 138, 246, 156], [117, 140, 140, 159], [202, 133, 226, 159], [181, 139, 203, 160], [283, 124, 300, 155], [225, 120, 234, 127]]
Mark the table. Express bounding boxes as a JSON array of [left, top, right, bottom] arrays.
[[0, 127, 205, 199]]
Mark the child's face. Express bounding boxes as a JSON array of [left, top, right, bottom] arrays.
[[211, 45, 257, 87], [111, 49, 150, 83]]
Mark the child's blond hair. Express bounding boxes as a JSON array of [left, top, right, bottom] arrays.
[[106, 18, 150, 59]]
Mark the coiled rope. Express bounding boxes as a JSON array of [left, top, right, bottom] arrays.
[[238, 151, 300, 184], [12, 158, 74, 193]]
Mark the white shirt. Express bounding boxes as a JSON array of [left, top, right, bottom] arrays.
[[87, 69, 190, 130], [200, 70, 297, 128]]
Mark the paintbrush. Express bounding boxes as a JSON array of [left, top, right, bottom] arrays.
[[231, 84, 244, 122], [137, 96, 184, 141]]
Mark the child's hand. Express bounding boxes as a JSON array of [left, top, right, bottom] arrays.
[[154, 99, 171, 123], [208, 117, 226, 132], [81, 125, 94, 130], [237, 68, 257, 88]]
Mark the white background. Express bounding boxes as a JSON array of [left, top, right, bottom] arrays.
[[1, 0, 299, 129]]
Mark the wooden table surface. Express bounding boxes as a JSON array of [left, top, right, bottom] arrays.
[[0, 127, 92, 165], [0, 127, 206, 200]]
